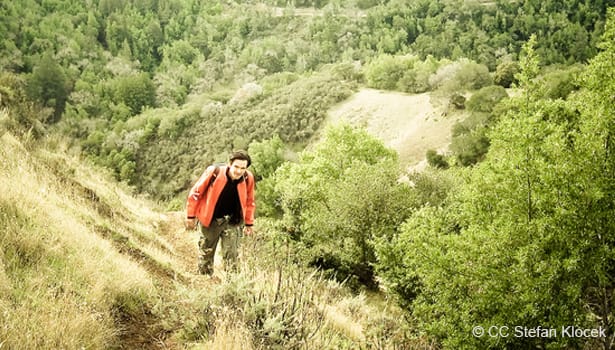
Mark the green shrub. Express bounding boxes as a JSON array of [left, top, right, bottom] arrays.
[[111, 73, 156, 116], [426, 149, 449, 169], [494, 61, 519, 88], [398, 56, 442, 93], [450, 128, 490, 166], [273, 124, 417, 289], [430, 59, 492, 93], [449, 93, 466, 109], [539, 65, 584, 100], [466, 85, 508, 113], [260, 72, 300, 94], [364, 54, 415, 90], [0, 72, 49, 138]]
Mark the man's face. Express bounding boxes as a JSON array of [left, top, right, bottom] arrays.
[[229, 159, 248, 180]]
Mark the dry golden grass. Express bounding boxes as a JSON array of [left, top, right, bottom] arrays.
[[0, 133, 156, 349], [322, 304, 366, 343], [327, 88, 466, 166], [198, 318, 254, 350]]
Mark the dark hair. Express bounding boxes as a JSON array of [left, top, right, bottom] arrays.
[[229, 150, 251, 167]]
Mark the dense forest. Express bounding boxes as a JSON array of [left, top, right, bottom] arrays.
[[1, 0, 615, 348], [1, 0, 611, 198]]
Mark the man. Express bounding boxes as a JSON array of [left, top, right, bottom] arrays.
[[185, 150, 255, 276]]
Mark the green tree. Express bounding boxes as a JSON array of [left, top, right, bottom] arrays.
[[539, 65, 584, 100], [112, 72, 156, 117], [248, 135, 288, 218], [26, 53, 70, 123], [494, 60, 519, 88], [249, 135, 286, 180], [466, 85, 508, 113], [568, 10, 615, 347], [376, 27, 615, 348], [398, 55, 440, 93], [160, 39, 201, 67], [429, 58, 492, 93], [274, 124, 415, 288]]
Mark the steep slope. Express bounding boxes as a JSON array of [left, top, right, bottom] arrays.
[[327, 88, 466, 170], [0, 132, 214, 349]]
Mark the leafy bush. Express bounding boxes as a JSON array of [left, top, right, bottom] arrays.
[[430, 58, 492, 93], [273, 124, 417, 289], [397, 56, 441, 93], [0, 71, 49, 138], [539, 65, 584, 100], [449, 128, 490, 166], [229, 82, 263, 105], [260, 72, 300, 94], [364, 54, 416, 90], [494, 60, 520, 88], [426, 149, 449, 169], [249, 135, 289, 218], [111, 73, 156, 116], [466, 85, 508, 113]]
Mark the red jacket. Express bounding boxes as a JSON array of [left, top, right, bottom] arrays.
[[186, 165, 255, 228]]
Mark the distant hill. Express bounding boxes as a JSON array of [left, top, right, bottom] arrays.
[[327, 88, 466, 170]]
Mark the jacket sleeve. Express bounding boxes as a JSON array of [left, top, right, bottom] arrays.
[[244, 171, 256, 226], [186, 166, 216, 219]]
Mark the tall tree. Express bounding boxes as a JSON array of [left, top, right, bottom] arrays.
[[26, 53, 69, 123], [570, 9, 615, 348]]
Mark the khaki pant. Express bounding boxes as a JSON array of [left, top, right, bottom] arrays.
[[197, 218, 241, 275]]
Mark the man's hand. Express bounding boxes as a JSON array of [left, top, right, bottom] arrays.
[[243, 226, 254, 236], [185, 218, 197, 230]]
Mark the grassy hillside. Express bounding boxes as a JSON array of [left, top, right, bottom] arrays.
[[327, 88, 466, 166], [0, 129, 419, 349], [0, 132, 160, 348]]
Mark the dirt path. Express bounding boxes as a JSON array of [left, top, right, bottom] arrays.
[[327, 88, 465, 170], [157, 211, 198, 275], [110, 212, 212, 349], [156, 211, 227, 285], [266, 5, 366, 18]]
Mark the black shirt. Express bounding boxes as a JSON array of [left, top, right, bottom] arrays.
[[212, 169, 242, 224]]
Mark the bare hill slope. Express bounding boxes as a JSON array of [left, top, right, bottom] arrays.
[[327, 88, 465, 170]]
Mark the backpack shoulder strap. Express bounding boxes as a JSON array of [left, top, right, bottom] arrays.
[[207, 165, 221, 188], [243, 170, 253, 186]]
